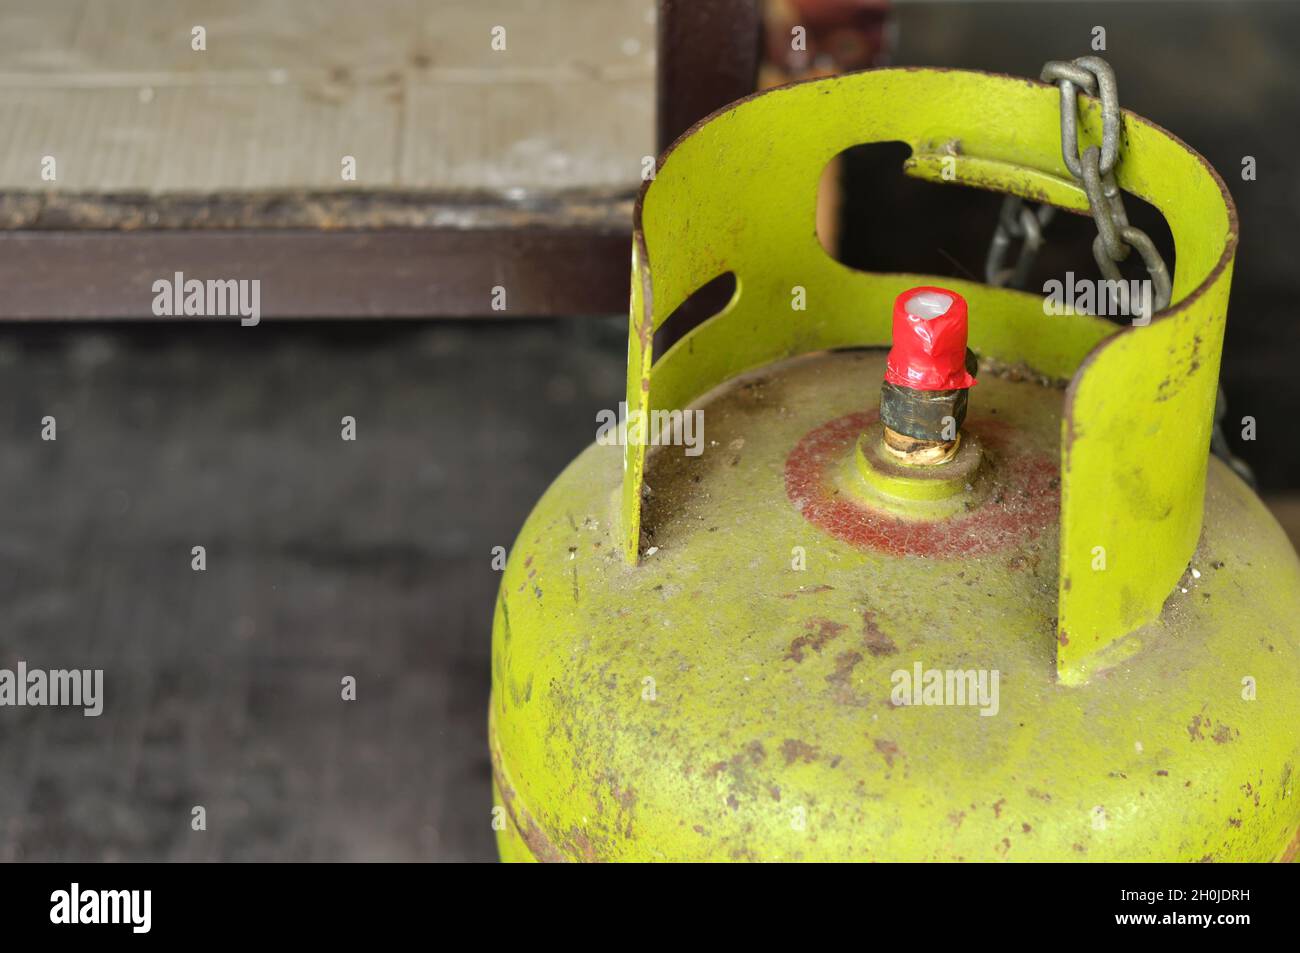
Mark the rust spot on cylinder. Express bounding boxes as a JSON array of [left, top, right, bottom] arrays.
[[782, 739, 819, 765], [874, 738, 901, 767], [785, 618, 846, 662], [863, 610, 898, 656]]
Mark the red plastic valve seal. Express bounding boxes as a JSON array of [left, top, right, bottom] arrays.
[[883, 286, 977, 391]]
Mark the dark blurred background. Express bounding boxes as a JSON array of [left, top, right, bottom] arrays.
[[0, 319, 622, 860], [0, 1, 1295, 861]]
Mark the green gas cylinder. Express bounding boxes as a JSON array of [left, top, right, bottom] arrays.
[[489, 66, 1300, 862]]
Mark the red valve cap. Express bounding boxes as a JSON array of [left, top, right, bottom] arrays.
[[883, 286, 977, 391]]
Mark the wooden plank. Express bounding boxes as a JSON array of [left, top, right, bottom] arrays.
[[0, 226, 631, 319], [0, 189, 632, 230], [0, 84, 400, 192], [0, 0, 656, 317], [0, 0, 655, 194], [402, 76, 651, 191]]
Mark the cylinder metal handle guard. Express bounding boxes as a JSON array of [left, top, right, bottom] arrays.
[[622, 67, 1237, 685]]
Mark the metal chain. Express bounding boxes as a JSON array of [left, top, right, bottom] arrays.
[[984, 196, 1054, 289], [985, 55, 1253, 485], [985, 56, 1171, 322]]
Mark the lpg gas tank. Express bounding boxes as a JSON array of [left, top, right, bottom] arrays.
[[489, 67, 1300, 862]]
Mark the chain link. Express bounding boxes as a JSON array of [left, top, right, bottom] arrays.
[[985, 56, 1171, 323], [1043, 56, 1121, 179]]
